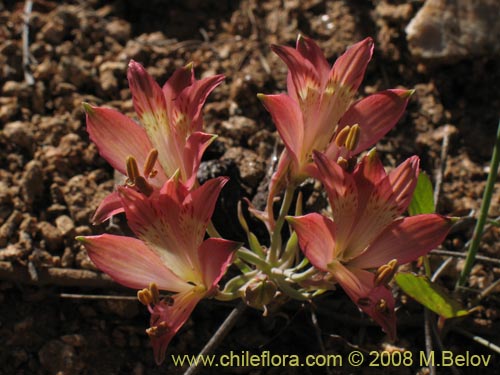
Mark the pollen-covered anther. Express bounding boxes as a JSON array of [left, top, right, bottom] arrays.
[[149, 282, 160, 304], [374, 259, 398, 287], [143, 149, 159, 178], [334, 126, 350, 147], [146, 321, 171, 338], [137, 288, 154, 306], [337, 156, 349, 170], [126, 156, 140, 185], [345, 124, 360, 151]]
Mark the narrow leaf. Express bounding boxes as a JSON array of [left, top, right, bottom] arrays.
[[408, 172, 434, 215], [395, 272, 468, 319]]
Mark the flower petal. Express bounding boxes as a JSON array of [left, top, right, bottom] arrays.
[[341, 156, 418, 260], [84, 104, 153, 175], [258, 93, 303, 163], [330, 37, 373, 92], [296, 35, 330, 87], [287, 213, 336, 270], [162, 64, 194, 106], [118, 186, 199, 283], [77, 234, 190, 293], [271, 43, 321, 103], [149, 289, 203, 364], [198, 238, 239, 288], [182, 74, 225, 133], [128, 60, 169, 133], [312, 151, 358, 255], [188, 177, 228, 235], [339, 89, 413, 154], [384, 155, 419, 213], [91, 191, 124, 224], [350, 214, 452, 269], [328, 261, 396, 340], [182, 132, 216, 187]]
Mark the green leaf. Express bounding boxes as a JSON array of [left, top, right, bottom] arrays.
[[408, 172, 435, 216], [395, 272, 469, 319]]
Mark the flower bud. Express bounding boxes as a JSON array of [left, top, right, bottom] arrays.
[[244, 278, 277, 313]]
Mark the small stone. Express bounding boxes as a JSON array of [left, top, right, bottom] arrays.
[[60, 334, 86, 348], [102, 299, 139, 319], [76, 248, 97, 270], [2, 121, 34, 150], [38, 340, 78, 373], [0, 210, 23, 247], [0, 245, 25, 261], [222, 147, 265, 189], [105, 19, 132, 43], [60, 247, 75, 268], [0, 97, 19, 122], [39, 20, 65, 44], [21, 160, 44, 205], [37, 221, 63, 252], [219, 116, 258, 145], [2, 81, 32, 98], [55, 215, 75, 238], [406, 0, 500, 62]]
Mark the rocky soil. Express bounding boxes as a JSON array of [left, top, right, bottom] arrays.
[[0, 0, 499, 374]]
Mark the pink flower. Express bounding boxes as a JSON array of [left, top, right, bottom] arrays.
[[84, 61, 224, 223], [259, 36, 412, 224], [287, 151, 452, 339], [77, 177, 239, 364]]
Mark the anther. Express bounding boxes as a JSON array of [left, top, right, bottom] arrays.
[[146, 321, 170, 338], [126, 156, 140, 184], [337, 157, 349, 170], [345, 124, 360, 151], [137, 288, 154, 306], [143, 149, 159, 178], [374, 259, 398, 287], [149, 282, 160, 304], [334, 126, 350, 147], [135, 176, 154, 196]]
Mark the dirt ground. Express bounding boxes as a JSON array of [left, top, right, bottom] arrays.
[[0, 0, 499, 374]]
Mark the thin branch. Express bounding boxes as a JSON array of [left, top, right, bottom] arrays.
[[0, 261, 118, 288], [22, 0, 35, 86], [433, 125, 450, 209], [183, 302, 247, 375], [452, 327, 500, 355], [430, 249, 500, 266], [60, 293, 138, 301]]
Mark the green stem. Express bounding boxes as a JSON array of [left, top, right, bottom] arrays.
[[457, 119, 500, 288], [267, 186, 295, 265], [237, 248, 271, 273]]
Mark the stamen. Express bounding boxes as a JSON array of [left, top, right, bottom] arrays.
[[143, 149, 159, 178], [126, 156, 140, 184], [146, 321, 170, 338], [334, 126, 350, 147], [137, 288, 154, 306], [337, 157, 349, 170], [345, 124, 360, 151], [374, 259, 398, 287], [149, 282, 160, 304], [134, 176, 154, 196]]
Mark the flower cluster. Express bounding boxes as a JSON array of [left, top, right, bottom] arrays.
[[78, 36, 452, 364]]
